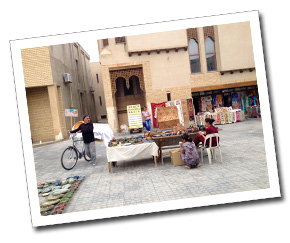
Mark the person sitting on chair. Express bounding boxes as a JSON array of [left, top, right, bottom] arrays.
[[194, 118, 218, 148], [180, 134, 200, 169]]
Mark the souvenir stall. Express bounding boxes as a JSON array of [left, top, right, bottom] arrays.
[[196, 107, 245, 126], [151, 98, 196, 129]]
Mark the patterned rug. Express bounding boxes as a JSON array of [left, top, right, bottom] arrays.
[[37, 176, 84, 216], [157, 106, 179, 129], [151, 102, 166, 128]]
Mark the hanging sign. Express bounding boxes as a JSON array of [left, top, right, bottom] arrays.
[[65, 109, 78, 117]]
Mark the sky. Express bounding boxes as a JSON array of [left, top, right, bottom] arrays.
[[79, 39, 100, 63]]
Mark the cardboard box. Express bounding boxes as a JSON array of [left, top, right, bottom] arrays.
[[170, 149, 185, 166]]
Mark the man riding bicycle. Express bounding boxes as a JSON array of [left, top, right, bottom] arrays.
[[69, 115, 96, 166]]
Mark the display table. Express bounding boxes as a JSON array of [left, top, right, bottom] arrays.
[[152, 132, 199, 164], [106, 142, 159, 173]]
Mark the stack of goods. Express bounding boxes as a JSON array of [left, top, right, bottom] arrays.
[[157, 106, 179, 129], [196, 107, 246, 126], [239, 110, 246, 121], [38, 176, 85, 216]]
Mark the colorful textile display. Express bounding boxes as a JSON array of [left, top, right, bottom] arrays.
[[251, 106, 258, 118], [187, 98, 195, 121], [216, 112, 222, 125], [196, 113, 206, 126], [217, 94, 223, 107], [211, 113, 217, 124], [206, 96, 212, 111], [157, 106, 179, 129], [239, 110, 245, 121], [201, 96, 207, 112], [228, 111, 233, 123], [224, 111, 230, 123], [230, 110, 237, 122], [232, 92, 241, 110], [215, 107, 222, 113], [247, 107, 252, 117], [236, 110, 241, 122], [181, 99, 189, 124], [165, 101, 175, 107], [174, 99, 184, 126], [151, 102, 166, 128]]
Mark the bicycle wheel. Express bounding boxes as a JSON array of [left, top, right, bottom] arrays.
[[61, 147, 78, 170], [83, 152, 91, 162]]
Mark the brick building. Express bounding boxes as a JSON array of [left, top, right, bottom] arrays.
[[97, 22, 257, 133], [22, 43, 97, 143]]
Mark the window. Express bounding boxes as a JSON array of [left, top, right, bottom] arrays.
[[103, 39, 108, 47], [99, 96, 102, 106], [167, 92, 171, 101], [96, 74, 99, 83], [188, 38, 200, 73], [75, 59, 80, 83], [205, 37, 216, 71], [115, 36, 126, 44]]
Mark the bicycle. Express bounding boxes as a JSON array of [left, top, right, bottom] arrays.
[[61, 133, 91, 170]]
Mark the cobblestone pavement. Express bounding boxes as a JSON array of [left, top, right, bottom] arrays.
[[33, 118, 269, 213]]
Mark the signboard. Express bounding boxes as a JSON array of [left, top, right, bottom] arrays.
[[127, 104, 141, 115], [65, 109, 78, 117], [127, 104, 142, 129]]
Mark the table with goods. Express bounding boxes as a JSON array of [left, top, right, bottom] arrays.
[[107, 136, 159, 172]]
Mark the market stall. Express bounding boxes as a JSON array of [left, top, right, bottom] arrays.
[[151, 132, 199, 164], [106, 142, 159, 173]]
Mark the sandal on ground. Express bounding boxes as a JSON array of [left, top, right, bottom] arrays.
[[185, 166, 191, 169]]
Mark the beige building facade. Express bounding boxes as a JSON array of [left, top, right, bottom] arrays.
[[90, 62, 107, 122], [22, 43, 97, 143], [97, 22, 257, 133]]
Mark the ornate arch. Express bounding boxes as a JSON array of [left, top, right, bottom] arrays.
[[110, 67, 145, 94], [187, 28, 198, 43], [203, 26, 215, 41]]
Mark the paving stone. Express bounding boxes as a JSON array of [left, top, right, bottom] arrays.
[[33, 118, 270, 213]]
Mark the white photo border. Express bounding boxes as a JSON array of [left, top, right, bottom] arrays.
[[10, 10, 280, 227]]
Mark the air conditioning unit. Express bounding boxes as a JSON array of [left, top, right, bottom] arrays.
[[90, 85, 95, 92], [63, 73, 72, 83]]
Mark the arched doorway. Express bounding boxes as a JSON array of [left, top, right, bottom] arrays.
[[114, 74, 146, 128]]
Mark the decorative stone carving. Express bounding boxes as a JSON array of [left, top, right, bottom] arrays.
[[187, 28, 198, 43], [203, 26, 215, 41], [109, 67, 145, 94]]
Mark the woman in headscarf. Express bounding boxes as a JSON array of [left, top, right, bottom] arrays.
[[180, 134, 200, 169], [193, 118, 218, 147]]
